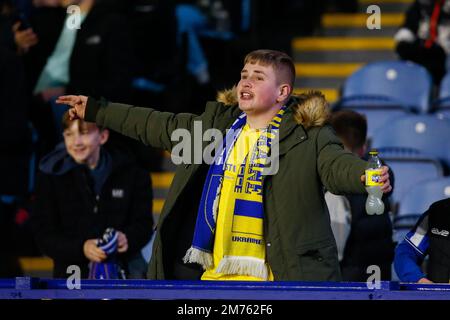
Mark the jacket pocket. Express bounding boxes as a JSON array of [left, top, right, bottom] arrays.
[[297, 243, 341, 281]]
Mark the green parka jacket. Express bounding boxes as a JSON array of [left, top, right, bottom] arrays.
[[84, 89, 368, 281]]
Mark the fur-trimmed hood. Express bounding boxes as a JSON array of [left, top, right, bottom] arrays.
[[217, 87, 330, 129]]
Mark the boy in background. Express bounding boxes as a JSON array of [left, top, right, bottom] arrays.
[[32, 111, 154, 279]]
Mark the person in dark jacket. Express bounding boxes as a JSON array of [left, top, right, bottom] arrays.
[[31, 111, 154, 279], [328, 110, 395, 281], [0, 0, 32, 277], [57, 50, 393, 281], [15, 0, 133, 100], [0, 3, 32, 196], [13, 0, 134, 158], [394, 198, 450, 283], [394, 0, 450, 84], [0, 45, 31, 278]]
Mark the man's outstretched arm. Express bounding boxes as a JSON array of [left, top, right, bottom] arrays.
[[57, 95, 202, 152]]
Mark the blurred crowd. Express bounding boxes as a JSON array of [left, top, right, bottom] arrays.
[[0, 0, 328, 278]]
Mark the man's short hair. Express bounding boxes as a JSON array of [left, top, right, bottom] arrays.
[[329, 110, 367, 150], [244, 49, 295, 89]]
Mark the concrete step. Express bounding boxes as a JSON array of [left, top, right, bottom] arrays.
[[161, 151, 177, 172], [295, 63, 363, 77], [295, 77, 347, 89], [294, 88, 339, 103], [358, 0, 412, 13], [149, 172, 174, 220], [358, 0, 413, 4], [322, 13, 404, 28], [19, 257, 53, 277], [153, 188, 168, 200], [320, 27, 398, 37], [151, 172, 174, 189], [293, 37, 395, 51], [294, 50, 397, 63], [153, 198, 164, 216]]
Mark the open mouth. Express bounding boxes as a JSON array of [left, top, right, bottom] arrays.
[[240, 91, 254, 100], [72, 148, 86, 154]]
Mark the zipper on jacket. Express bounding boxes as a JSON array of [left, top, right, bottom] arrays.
[[81, 169, 99, 214], [93, 194, 99, 214]]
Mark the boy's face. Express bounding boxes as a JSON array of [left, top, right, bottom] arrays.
[[237, 62, 288, 115], [63, 121, 108, 166]]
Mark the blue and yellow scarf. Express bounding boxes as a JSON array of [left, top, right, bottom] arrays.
[[183, 106, 286, 279]]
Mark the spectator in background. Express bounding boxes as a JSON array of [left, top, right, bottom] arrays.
[[32, 111, 154, 279], [13, 0, 134, 159], [395, 0, 450, 84], [173, 0, 238, 87], [128, 0, 180, 110], [1, 0, 14, 48], [1, 0, 32, 197], [328, 110, 395, 281], [126, 0, 181, 171], [394, 198, 450, 283], [175, 1, 212, 86], [0, 0, 33, 277], [0, 40, 30, 278]]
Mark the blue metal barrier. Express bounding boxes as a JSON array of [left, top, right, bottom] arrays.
[[0, 278, 450, 300]]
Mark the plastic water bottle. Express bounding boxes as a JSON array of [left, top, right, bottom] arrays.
[[365, 149, 384, 215]]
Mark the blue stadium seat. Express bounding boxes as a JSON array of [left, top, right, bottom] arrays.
[[392, 177, 450, 251], [398, 177, 450, 217], [436, 109, 450, 119], [433, 71, 450, 118], [371, 115, 450, 168], [335, 61, 433, 137], [379, 150, 444, 207], [339, 61, 432, 112], [392, 218, 420, 244], [352, 110, 406, 140], [435, 71, 450, 102]]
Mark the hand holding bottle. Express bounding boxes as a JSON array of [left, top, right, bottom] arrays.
[[364, 150, 390, 215]]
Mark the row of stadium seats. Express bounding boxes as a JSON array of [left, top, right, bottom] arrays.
[[391, 176, 450, 247], [334, 60, 450, 138], [333, 60, 450, 239]]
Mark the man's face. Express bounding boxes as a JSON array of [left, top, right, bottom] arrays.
[[237, 62, 283, 115], [63, 121, 107, 165]]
